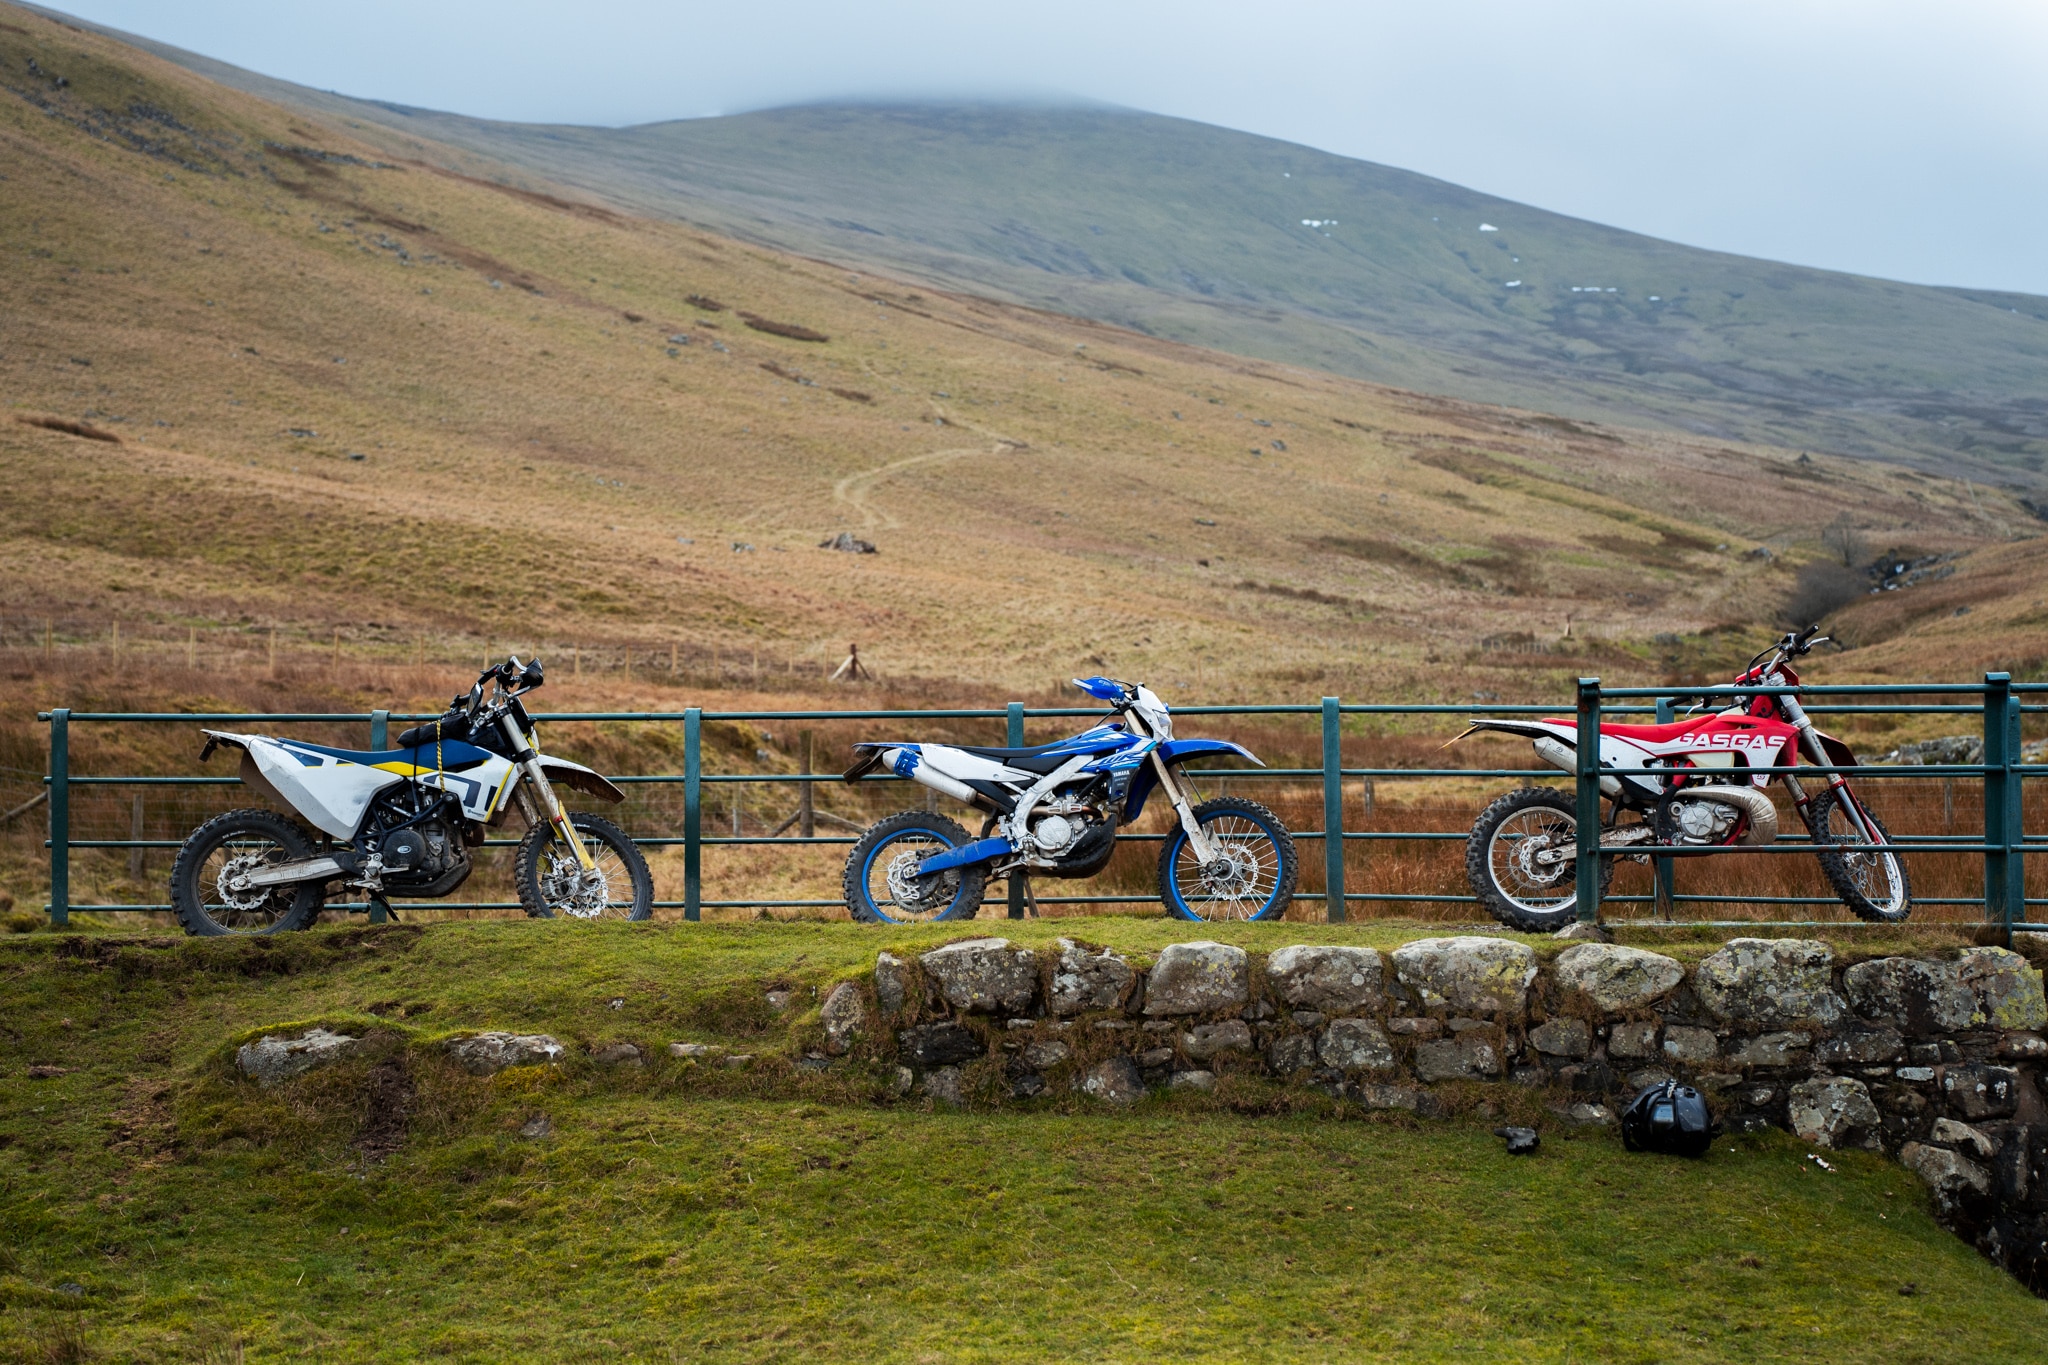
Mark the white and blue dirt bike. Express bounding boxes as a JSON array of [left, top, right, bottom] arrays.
[[169, 656, 653, 935], [839, 676, 1298, 922]]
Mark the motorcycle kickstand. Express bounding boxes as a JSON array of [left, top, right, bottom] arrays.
[[1016, 874, 1040, 918]]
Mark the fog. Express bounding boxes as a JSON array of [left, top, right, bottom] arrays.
[[46, 0, 2048, 294]]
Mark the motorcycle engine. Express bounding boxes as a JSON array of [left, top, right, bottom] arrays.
[[1024, 798, 1120, 878], [1670, 800, 1737, 846], [382, 821, 464, 881]]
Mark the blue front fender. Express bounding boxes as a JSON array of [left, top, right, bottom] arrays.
[[1122, 738, 1264, 821]]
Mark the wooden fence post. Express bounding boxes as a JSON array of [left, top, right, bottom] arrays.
[[798, 731, 815, 838]]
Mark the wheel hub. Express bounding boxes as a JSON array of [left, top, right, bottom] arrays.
[[885, 850, 954, 912], [1512, 834, 1568, 887], [213, 852, 277, 913], [1198, 846, 1257, 897], [541, 853, 611, 918]]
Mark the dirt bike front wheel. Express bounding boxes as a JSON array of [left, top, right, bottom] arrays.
[[1466, 787, 1614, 932], [1808, 788, 1911, 922], [1158, 797, 1298, 922], [515, 813, 654, 921]]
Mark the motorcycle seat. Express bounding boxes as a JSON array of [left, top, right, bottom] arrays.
[[1555, 717, 1719, 743], [287, 739, 492, 772], [957, 743, 1087, 775]]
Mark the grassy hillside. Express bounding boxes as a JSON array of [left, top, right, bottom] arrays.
[[3, 0, 2043, 711], [65, 27, 2048, 482], [5, 919, 2046, 1362]]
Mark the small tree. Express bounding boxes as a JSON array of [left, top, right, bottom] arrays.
[[1821, 515, 1865, 569]]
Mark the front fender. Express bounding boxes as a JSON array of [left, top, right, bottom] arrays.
[[1124, 738, 1264, 821], [538, 757, 626, 804]]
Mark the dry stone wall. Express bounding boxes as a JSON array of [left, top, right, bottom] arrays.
[[851, 933, 2048, 1292]]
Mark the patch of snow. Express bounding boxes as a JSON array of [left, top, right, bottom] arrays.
[[1649, 295, 1660, 301], [1505, 280, 1521, 288], [1300, 218, 1338, 228], [1479, 223, 1498, 232]]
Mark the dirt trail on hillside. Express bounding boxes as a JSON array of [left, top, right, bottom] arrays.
[[832, 402, 1025, 529]]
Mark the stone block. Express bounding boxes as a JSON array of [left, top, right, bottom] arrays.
[[1942, 1064, 2021, 1121], [1608, 1021, 1660, 1059], [1843, 956, 1979, 1034], [1661, 1025, 1719, 1065], [1021, 1040, 1071, 1070], [1387, 1017, 1441, 1038], [874, 952, 910, 1014], [1318, 1018, 1395, 1072], [1958, 948, 2048, 1032], [444, 1032, 564, 1076], [1078, 1055, 1144, 1104], [1183, 1019, 1253, 1062], [921, 1066, 965, 1105], [1529, 1017, 1591, 1059], [1354, 1083, 1422, 1111], [237, 1027, 361, 1087], [590, 1042, 643, 1066], [1266, 1034, 1317, 1075], [1049, 938, 1135, 1015], [1390, 937, 1538, 1017], [820, 980, 865, 1055], [1554, 944, 1685, 1013], [1901, 1142, 1991, 1203], [1694, 938, 1845, 1028], [1169, 1070, 1216, 1091], [1817, 1026, 1904, 1067], [1726, 1032, 1812, 1068], [897, 1022, 984, 1069], [1788, 1075, 1882, 1149], [1413, 1036, 1503, 1082], [920, 938, 1038, 1014], [1998, 1032, 2048, 1061], [1144, 941, 1250, 1016], [1265, 945, 1385, 1014], [1931, 1116, 1996, 1159]]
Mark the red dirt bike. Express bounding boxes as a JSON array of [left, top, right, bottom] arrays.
[[1459, 626, 1910, 929]]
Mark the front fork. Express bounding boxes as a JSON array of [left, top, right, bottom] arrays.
[[1782, 702, 1879, 845], [503, 716, 596, 871], [1150, 751, 1217, 863]]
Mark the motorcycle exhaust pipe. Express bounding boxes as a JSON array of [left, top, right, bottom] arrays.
[[885, 748, 979, 805], [1531, 737, 1622, 799], [1677, 784, 1780, 846]]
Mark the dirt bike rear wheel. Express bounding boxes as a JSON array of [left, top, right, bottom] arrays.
[[1808, 788, 1911, 922], [842, 811, 987, 923], [169, 808, 327, 937], [1466, 787, 1614, 932]]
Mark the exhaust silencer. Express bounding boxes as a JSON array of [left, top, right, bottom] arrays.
[[888, 748, 979, 805], [1531, 736, 1622, 799]]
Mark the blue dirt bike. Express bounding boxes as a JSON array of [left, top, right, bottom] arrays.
[[839, 677, 1298, 923]]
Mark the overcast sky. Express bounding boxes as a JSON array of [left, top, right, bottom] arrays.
[[51, 0, 2048, 296]]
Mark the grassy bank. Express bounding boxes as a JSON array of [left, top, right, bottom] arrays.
[[2, 919, 2043, 1362]]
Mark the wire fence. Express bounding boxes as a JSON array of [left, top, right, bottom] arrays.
[[28, 673, 2048, 936]]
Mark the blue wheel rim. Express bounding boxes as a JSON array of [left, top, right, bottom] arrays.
[[860, 826, 967, 923], [1164, 808, 1285, 921]]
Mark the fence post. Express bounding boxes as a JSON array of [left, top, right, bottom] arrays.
[[47, 708, 68, 927], [1322, 696, 1346, 923], [1984, 674, 2022, 944], [1007, 701, 1026, 919], [1653, 695, 1676, 919], [684, 707, 702, 922], [1575, 678, 1602, 923], [370, 708, 389, 750]]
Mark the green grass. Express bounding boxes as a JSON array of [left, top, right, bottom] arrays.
[[3, 919, 2044, 1362]]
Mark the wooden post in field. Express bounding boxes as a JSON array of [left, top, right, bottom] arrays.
[[334, 628, 342, 673], [128, 794, 145, 881], [267, 628, 277, 677], [752, 649, 759, 683], [799, 730, 815, 839], [624, 647, 631, 682], [44, 618, 53, 663], [1944, 778, 1955, 833], [574, 646, 582, 680], [186, 626, 196, 670], [670, 641, 677, 675], [414, 636, 423, 670], [110, 621, 119, 661]]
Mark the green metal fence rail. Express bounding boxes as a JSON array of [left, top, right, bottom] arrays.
[[32, 674, 2044, 939]]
